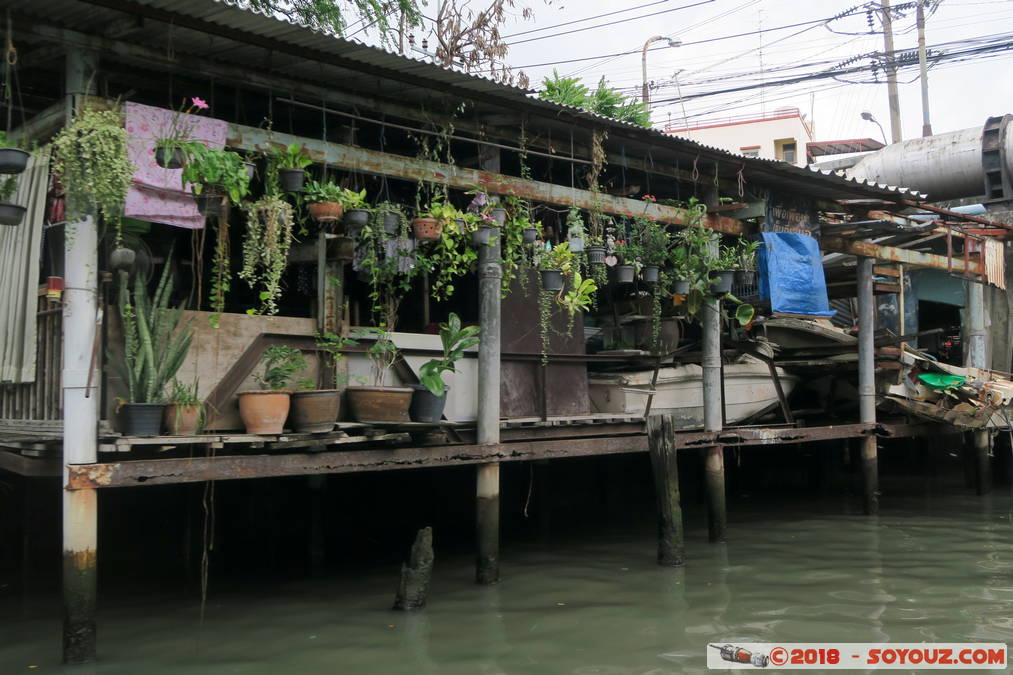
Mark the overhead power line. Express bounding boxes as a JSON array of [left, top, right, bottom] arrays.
[[502, 0, 673, 40]]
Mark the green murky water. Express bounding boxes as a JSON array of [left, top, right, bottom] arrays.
[[3, 489, 1012, 673]]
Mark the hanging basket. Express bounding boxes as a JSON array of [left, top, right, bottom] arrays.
[[522, 227, 539, 244], [412, 217, 443, 241], [540, 269, 564, 292], [194, 190, 227, 218], [278, 169, 305, 192], [0, 148, 30, 174], [641, 265, 660, 283], [243, 162, 257, 181], [308, 201, 344, 223], [613, 264, 635, 284], [472, 224, 497, 247], [587, 245, 606, 265], [490, 207, 507, 226], [568, 237, 585, 253], [671, 279, 691, 295], [383, 212, 401, 235], [154, 146, 185, 170], [0, 203, 26, 226], [109, 246, 136, 272], [709, 270, 736, 294]]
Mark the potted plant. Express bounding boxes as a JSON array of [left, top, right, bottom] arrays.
[[413, 199, 459, 241], [289, 332, 361, 433], [631, 215, 670, 284], [611, 239, 636, 283], [110, 257, 194, 437], [470, 211, 499, 246], [516, 214, 540, 244], [238, 195, 295, 315], [178, 142, 251, 217], [272, 143, 312, 192], [669, 244, 692, 295], [0, 132, 30, 174], [304, 179, 346, 223], [566, 208, 586, 252], [154, 96, 209, 168], [51, 107, 134, 248], [711, 243, 740, 294], [586, 235, 606, 265], [538, 241, 574, 292], [163, 378, 203, 435], [237, 345, 306, 434], [345, 327, 414, 422], [735, 237, 761, 285], [411, 313, 480, 423], [339, 187, 370, 232], [375, 201, 408, 236], [0, 174, 24, 226]]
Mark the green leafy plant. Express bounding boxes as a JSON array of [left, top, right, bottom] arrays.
[[537, 241, 574, 273], [351, 326, 400, 387], [337, 187, 368, 210], [559, 271, 596, 315], [738, 237, 761, 270], [51, 107, 134, 245], [302, 179, 343, 203], [420, 198, 461, 222], [566, 208, 586, 238], [239, 195, 296, 315], [165, 378, 205, 431], [0, 175, 17, 202], [359, 213, 417, 328], [272, 143, 312, 170], [418, 313, 480, 396], [374, 201, 409, 235], [253, 345, 307, 390], [539, 70, 650, 126], [315, 331, 361, 387], [111, 249, 194, 403], [629, 215, 670, 267], [179, 142, 251, 202], [156, 96, 209, 151]]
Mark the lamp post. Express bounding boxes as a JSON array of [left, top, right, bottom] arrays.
[[641, 35, 681, 113], [861, 111, 888, 145]]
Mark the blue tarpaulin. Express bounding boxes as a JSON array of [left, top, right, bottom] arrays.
[[758, 231, 835, 317]]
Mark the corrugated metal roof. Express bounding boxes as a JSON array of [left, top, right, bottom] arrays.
[[8, 0, 925, 201]]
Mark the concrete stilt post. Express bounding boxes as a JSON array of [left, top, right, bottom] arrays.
[[475, 220, 502, 585], [965, 279, 991, 495], [857, 257, 879, 515], [701, 299, 726, 542], [62, 46, 100, 665]]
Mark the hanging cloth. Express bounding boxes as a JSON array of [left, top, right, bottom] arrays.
[[123, 101, 227, 229]]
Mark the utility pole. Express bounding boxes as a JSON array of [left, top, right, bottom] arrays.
[[916, 1, 933, 137], [880, 0, 903, 143]]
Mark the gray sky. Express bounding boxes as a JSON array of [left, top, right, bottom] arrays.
[[417, 0, 1013, 142]]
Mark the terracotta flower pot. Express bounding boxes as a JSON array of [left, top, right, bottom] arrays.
[[163, 403, 202, 435], [345, 386, 413, 423], [290, 390, 341, 433], [237, 390, 291, 434], [308, 202, 344, 223], [412, 217, 443, 241]]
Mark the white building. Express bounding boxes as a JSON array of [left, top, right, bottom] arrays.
[[665, 108, 815, 167]]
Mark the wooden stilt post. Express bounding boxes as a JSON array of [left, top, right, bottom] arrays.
[[857, 257, 879, 515], [307, 475, 326, 575], [394, 527, 434, 610], [974, 430, 992, 495], [648, 414, 685, 566]]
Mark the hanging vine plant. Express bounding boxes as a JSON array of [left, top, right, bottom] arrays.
[[208, 218, 230, 328], [51, 107, 134, 245], [239, 195, 295, 315]]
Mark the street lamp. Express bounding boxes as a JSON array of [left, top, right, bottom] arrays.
[[861, 111, 888, 145], [642, 35, 681, 113]]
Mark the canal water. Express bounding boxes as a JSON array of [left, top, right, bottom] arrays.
[[2, 482, 1012, 673]]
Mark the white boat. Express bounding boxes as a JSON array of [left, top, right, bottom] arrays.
[[588, 356, 798, 428]]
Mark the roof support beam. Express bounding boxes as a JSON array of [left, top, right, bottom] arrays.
[[821, 235, 983, 275], [226, 122, 750, 234]]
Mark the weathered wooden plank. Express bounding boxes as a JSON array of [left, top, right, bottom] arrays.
[[225, 124, 749, 236]]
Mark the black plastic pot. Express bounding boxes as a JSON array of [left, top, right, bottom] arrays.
[[614, 264, 635, 284], [490, 207, 507, 226], [587, 246, 606, 265], [641, 265, 660, 283], [540, 269, 564, 291], [568, 237, 584, 253], [243, 162, 257, 181], [344, 208, 370, 231], [154, 146, 185, 170], [522, 227, 538, 244], [409, 384, 448, 423], [472, 225, 497, 247], [735, 269, 756, 286], [0, 203, 26, 226], [0, 148, 30, 174], [278, 169, 305, 192], [671, 279, 691, 295], [121, 402, 167, 437], [383, 212, 401, 235], [194, 192, 226, 217], [709, 270, 736, 294]]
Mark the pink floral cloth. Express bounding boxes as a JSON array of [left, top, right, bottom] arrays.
[[124, 102, 228, 229]]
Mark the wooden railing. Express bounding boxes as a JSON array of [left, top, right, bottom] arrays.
[[0, 288, 63, 420]]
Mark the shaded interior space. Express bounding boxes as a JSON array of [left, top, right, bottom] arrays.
[[918, 300, 963, 365]]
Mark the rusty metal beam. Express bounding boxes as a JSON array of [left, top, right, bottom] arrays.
[[821, 236, 983, 275], [899, 200, 1013, 230], [225, 123, 749, 235], [671, 423, 875, 449]]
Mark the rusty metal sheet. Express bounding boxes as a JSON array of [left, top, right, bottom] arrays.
[[821, 236, 983, 275]]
